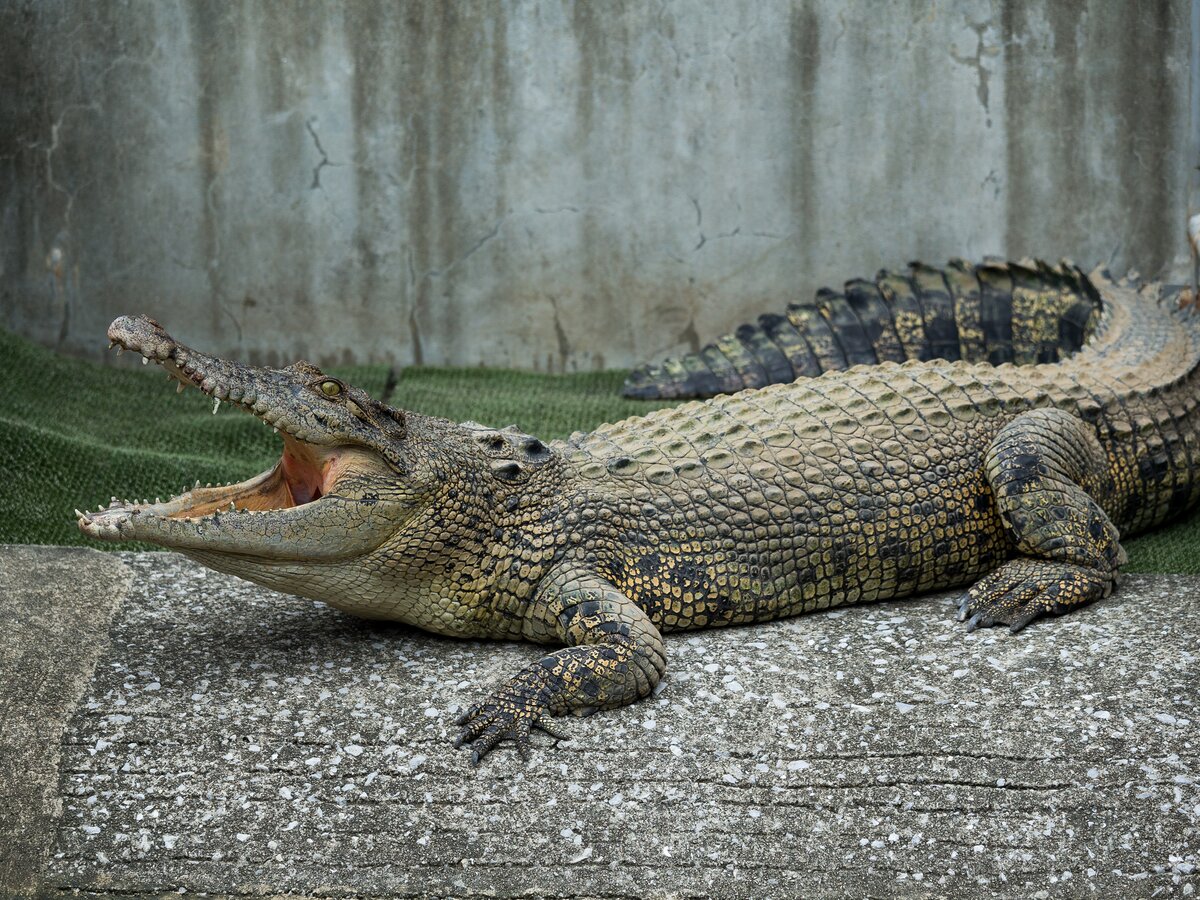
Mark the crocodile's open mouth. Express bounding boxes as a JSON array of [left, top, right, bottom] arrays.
[[76, 329, 349, 540]]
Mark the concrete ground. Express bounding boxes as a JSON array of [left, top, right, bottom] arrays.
[[1, 545, 1197, 898]]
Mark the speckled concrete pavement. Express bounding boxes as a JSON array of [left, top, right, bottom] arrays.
[[1, 546, 1197, 898]]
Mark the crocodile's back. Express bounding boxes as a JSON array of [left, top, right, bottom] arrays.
[[624, 259, 1101, 399], [561, 274, 1200, 632]]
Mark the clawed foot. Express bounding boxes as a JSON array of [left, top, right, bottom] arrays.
[[956, 558, 1115, 634], [452, 688, 569, 765]]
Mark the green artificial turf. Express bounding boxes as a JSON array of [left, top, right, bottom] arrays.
[[2, 325, 1198, 571]]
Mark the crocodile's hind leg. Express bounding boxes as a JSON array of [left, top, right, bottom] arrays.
[[958, 408, 1126, 633]]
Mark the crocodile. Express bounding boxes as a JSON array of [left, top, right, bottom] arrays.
[[78, 261, 1200, 764]]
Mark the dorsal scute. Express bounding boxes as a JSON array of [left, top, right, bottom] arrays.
[[462, 422, 554, 484]]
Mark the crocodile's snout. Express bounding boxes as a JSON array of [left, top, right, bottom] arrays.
[[108, 315, 179, 361], [82, 316, 426, 562]]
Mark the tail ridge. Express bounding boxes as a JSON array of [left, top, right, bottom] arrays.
[[623, 258, 1102, 400]]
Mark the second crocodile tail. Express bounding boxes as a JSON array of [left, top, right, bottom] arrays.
[[622, 259, 1100, 400]]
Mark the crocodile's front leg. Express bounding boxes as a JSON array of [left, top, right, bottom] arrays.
[[454, 563, 667, 764]]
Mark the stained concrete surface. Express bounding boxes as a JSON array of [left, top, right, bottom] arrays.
[[0, 546, 1196, 897], [0, 546, 132, 898], [1, 2, 1194, 372]]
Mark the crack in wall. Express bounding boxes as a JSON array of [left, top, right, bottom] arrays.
[[949, 20, 1000, 120], [304, 117, 334, 190], [420, 217, 507, 280]]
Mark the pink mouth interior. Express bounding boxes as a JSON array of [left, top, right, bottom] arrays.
[[166, 438, 341, 519]]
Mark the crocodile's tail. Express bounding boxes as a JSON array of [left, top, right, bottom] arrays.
[[623, 259, 1102, 400]]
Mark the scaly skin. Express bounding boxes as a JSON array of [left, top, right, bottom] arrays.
[[79, 267, 1200, 764], [622, 258, 1098, 399]]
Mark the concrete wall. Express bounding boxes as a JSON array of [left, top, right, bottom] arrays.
[[1, 1, 1196, 371]]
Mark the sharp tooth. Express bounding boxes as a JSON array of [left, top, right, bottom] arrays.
[[273, 427, 279, 434], [142, 356, 149, 365], [194, 480, 201, 489], [229, 501, 236, 511], [108, 340, 116, 350], [74, 508, 84, 518], [155, 496, 160, 503], [212, 397, 220, 415], [116, 346, 124, 355], [177, 382, 186, 394]]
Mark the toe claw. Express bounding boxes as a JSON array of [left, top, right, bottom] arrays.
[[965, 612, 989, 633], [1008, 609, 1040, 633]]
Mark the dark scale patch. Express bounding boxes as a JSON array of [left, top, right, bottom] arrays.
[[607, 456, 636, 474], [760, 313, 822, 377], [490, 460, 524, 482], [1168, 479, 1195, 518], [856, 503, 879, 523], [829, 542, 855, 569], [698, 345, 746, 395], [1138, 451, 1172, 486], [787, 301, 847, 371], [977, 264, 1015, 364], [815, 289, 877, 366], [522, 437, 549, 459], [943, 260, 987, 363], [910, 263, 960, 362], [714, 331, 770, 390], [735, 322, 798, 385], [876, 272, 931, 361], [845, 280, 906, 362], [1059, 298, 1096, 354]]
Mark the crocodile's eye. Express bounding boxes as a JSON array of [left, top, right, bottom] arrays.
[[319, 380, 342, 397]]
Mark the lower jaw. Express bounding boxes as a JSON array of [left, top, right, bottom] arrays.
[[79, 458, 330, 542], [81, 482, 403, 563]]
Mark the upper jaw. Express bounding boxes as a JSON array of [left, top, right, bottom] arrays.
[[105, 315, 328, 444]]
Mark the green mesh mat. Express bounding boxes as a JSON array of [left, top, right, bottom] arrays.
[[1, 326, 1197, 571]]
